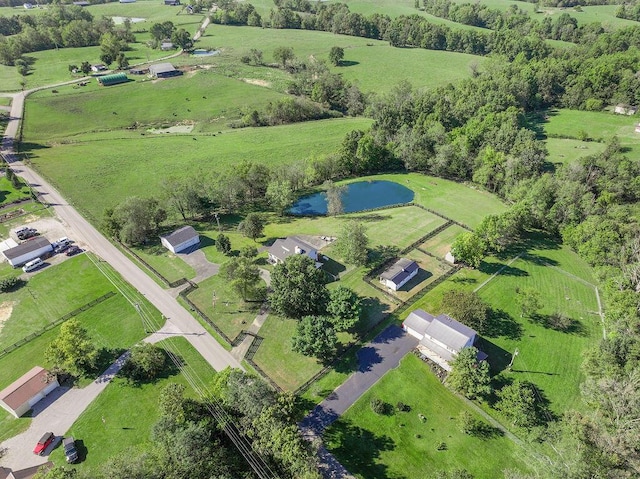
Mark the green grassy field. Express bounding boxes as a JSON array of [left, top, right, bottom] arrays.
[[0, 255, 115, 349], [26, 117, 371, 222], [545, 137, 607, 166], [186, 274, 263, 341], [127, 239, 196, 283], [325, 354, 530, 479], [200, 25, 486, 93], [544, 109, 640, 154], [0, 175, 31, 205], [406, 235, 599, 413], [47, 336, 217, 472], [23, 71, 287, 140]]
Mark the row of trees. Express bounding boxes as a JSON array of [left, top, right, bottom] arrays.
[[0, 5, 134, 65]]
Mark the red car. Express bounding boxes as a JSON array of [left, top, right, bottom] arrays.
[[33, 432, 55, 455]]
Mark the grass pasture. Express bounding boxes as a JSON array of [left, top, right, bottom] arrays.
[[324, 354, 530, 479], [47, 336, 217, 473], [418, 223, 467, 258], [0, 174, 31, 206], [26, 117, 371, 222], [200, 25, 486, 93], [543, 108, 640, 154], [545, 137, 606, 166], [128, 240, 196, 284]]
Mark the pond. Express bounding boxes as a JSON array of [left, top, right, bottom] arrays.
[[289, 180, 414, 215]]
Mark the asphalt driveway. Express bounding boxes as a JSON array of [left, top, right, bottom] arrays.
[[301, 325, 418, 436]]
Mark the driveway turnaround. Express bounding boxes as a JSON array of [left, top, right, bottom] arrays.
[[300, 325, 418, 479]]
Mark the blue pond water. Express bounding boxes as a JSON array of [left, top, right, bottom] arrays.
[[290, 180, 414, 215]]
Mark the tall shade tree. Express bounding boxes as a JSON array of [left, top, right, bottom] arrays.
[[291, 315, 337, 362], [328, 46, 344, 66], [495, 380, 541, 429], [336, 220, 368, 266], [327, 286, 362, 331], [221, 255, 263, 301], [269, 254, 328, 318], [442, 289, 488, 333], [447, 347, 491, 399], [45, 319, 99, 377], [515, 287, 543, 318], [451, 232, 486, 268], [273, 46, 295, 67], [238, 212, 265, 241]]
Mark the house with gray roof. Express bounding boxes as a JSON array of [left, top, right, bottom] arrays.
[[148, 63, 181, 79], [160, 226, 200, 254], [267, 237, 321, 268], [2, 237, 52, 267], [403, 309, 486, 371], [379, 258, 419, 291]]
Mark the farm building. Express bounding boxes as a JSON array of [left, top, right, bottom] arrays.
[[97, 73, 129, 86], [161, 41, 174, 51], [0, 367, 59, 418], [164, 0, 180, 5], [160, 226, 200, 254], [444, 251, 456, 264], [0, 462, 53, 479], [403, 309, 486, 371], [614, 104, 637, 115], [267, 237, 321, 267], [120, 0, 136, 3], [129, 67, 148, 75], [72, 1, 90, 6], [2, 237, 52, 267], [148, 63, 181, 79], [379, 258, 419, 291], [91, 64, 107, 73]]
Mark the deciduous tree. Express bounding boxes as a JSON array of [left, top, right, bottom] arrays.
[[238, 212, 265, 241], [328, 46, 344, 66], [447, 347, 491, 399], [515, 287, 543, 318], [273, 45, 295, 67], [442, 289, 488, 333], [291, 315, 337, 361], [327, 286, 362, 331], [45, 319, 99, 377], [336, 220, 368, 266], [221, 255, 262, 301]]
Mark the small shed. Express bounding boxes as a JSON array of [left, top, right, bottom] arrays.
[[97, 72, 129, 86], [148, 63, 181, 79], [2, 237, 52, 267], [379, 258, 419, 291], [91, 64, 107, 72], [0, 367, 59, 418], [161, 41, 174, 51], [120, 0, 137, 3], [160, 226, 200, 254], [129, 67, 148, 75], [164, 0, 180, 5], [444, 251, 456, 264], [72, 1, 90, 5]]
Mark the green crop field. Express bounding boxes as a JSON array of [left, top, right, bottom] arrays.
[[47, 336, 217, 472], [26, 117, 371, 221], [200, 25, 486, 93], [325, 354, 530, 479]]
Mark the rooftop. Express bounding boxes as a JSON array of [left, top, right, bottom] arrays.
[[161, 226, 198, 247], [0, 366, 54, 409], [149, 63, 177, 75], [268, 237, 316, 262], [3, 237, 51, 260], [380, 258, 419, 284]]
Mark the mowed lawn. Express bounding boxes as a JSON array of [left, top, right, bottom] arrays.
[[406, 237, 599, 413], [325, 354, 530, 479], [23, 72, 287, 140], [0, 175, 31, 205], [47, 337, 218, 473], [0, 255, 115, 349], [543, 108, 640, 153], [27, 117, 371, 222], [545, 137, 606, 166], [200, 25, 486, 93]]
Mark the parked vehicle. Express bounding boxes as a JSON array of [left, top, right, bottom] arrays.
[[63, 436, 78, 463], [22, 258, 43, 272], [33, 432, 55, 455], [17, 228, 37, 240], [66, 246, 82, 256], [54, 243, 70, 254]]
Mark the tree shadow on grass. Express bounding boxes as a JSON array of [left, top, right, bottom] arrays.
[[529, 312, 587, 336], [483, 308, 523, 340], [367, 245, 400, 271], [475, 337, 512, 375], [479, 262, 528, 277], [324, 420, 396, 479]]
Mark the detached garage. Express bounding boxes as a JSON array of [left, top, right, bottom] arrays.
[[0, 367, 59, 418], [2, 237, 52, 267], [161, 226, 200, 254]]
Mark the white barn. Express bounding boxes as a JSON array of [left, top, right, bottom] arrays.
[[0, 367, 59, 418], [379, 258, 419, 291], [2, 237, 52, 267], [403, 309, 485, 371], [160, 226, 200, 254]]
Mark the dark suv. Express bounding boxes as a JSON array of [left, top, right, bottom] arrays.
[[17, 228, 37, 241], [63, 436, 79, 463]]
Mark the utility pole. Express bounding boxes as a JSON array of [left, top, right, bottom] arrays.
[[507, 347, 519, 371], [214, 212, 221, 231]]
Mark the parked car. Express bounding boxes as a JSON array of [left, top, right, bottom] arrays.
[[17, 228, 37, 240], [33, 432, 55, 455], [66, 246, 82, 256], [63, 436, 78, 463], [54, 243, 70, 254]]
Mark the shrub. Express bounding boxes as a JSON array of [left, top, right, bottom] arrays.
[[396, 401, 410, 412], [370, 398, 385, 414], [0, 277, 22, 292], [436, 441, 447, 450]]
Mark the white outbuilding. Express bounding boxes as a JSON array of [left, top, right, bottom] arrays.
[[160, 226, 200, 254], [0, 367, 59, 418], [2, 237, 52, 267]]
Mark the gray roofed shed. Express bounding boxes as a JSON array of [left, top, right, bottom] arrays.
[[380, 258, 419, 291], [148, 63, 181, 78], [160, 226, 199, 253]]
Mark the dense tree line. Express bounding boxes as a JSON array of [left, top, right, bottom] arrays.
[[0, 5, 133, 65]]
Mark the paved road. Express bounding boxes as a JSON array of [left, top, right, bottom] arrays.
[[300, 325, 417, 479]]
